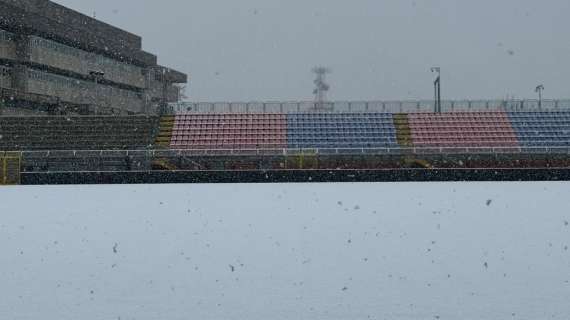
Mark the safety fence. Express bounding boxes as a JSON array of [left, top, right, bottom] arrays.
[[169, 99, 570, 114], [7, 146, 570, 159], [2, 147, 568, 175]]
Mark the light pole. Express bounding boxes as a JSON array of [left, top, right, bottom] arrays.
[[431, 67, 441, 113], [535, 85, 544, 109]]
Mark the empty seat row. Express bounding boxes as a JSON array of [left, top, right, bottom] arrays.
[[174, 126, 285, 130], [409, 119, 511, 124], [288, 116, 394, 119], [170, 112, 398, 150], [408, 117, 511, 122], [171, 128, 287, 133], [174, 123, 286, 127], [288, 132, 395, 137], [288, 113, 393, 117], [170, 113, 287, 150], [289, 121, 395, 125], [510, 127, 570, 132], [173, 121, 284, 126], [510, 117, 570, 121], [517, 132, 570, 136], [412, 125, 514, 130], [510, 116, 570, 120], [175, 117, 285, 120], [411, 142, 519, 148], [509, 112, 570, 116], [407, 111, 520, 148], [172, 135, 285, 140], [288, 143, 398, 148], [171, 140, 285, 145], [170, 144, 286, 150], [519, 141, 570, 146], [0, 116, 159, 151], [288, 128, 396, 133], [176, 113, 283, 116], [286, 114, 397, 149], [508, 112, 570, 147], [412, 134, 517, 139]]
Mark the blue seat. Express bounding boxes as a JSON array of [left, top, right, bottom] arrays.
[[287, 112, 398, 149], [508, 111, 570, 147]]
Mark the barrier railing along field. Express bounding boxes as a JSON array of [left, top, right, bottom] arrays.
[[8, 146, 570, 159], [169, 99, 570, 114]]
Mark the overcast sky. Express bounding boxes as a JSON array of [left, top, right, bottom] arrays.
[[55, 0, 570, 102]]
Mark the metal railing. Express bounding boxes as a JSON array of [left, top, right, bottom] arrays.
[[169, 99, 570, 114], [6, 146, 570, 159]]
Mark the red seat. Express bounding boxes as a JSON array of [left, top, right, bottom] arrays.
[[407, 111, 520, 148]]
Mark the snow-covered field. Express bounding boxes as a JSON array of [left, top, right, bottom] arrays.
[[1, 182, 569, 320]]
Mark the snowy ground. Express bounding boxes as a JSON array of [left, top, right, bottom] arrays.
[[0, 182, 569, 320]]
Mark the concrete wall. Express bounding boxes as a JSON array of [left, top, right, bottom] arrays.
[[146, 69, 182, 103], [147, 77, 163, 101], [0, 1, 157, 66], [147, 81, 180, 103], [2, 0, 142, 50], [0, 29, 16, 60], [26, 69, 144, 113], [167, 85, 180, 102], [0, 1, 187, 115], [28, 36, 146, 89]]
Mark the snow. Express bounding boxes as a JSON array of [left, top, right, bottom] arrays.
[[0, 182, 569, 319]]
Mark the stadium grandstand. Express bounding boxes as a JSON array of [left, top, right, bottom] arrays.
[[0, 1, 568, 185], [2, 99, 570, 185], [0, 0, 187, 116]]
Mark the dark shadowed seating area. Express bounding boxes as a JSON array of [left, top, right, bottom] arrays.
[[0, 115, 159, 151]]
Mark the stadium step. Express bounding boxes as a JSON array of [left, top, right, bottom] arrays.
[[154, 116, 175, 148], [403, 157, 433, 169], [152, 158, 178, 171], [0, 153, 21, 185], [285, 153, 319, 170], [393, 114, 413, 147]]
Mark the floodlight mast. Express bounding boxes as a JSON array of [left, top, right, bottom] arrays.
[[312, 67, 331, 110]]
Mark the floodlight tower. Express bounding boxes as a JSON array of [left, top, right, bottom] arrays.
[[312, 66, 331, 109]]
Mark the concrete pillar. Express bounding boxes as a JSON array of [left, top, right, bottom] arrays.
[[0, 94, 5, 115], [12, 65, 28, 93], [142, 68, 153, 114], [14, 35, 31, 63], [12, 35, 31, 94]]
